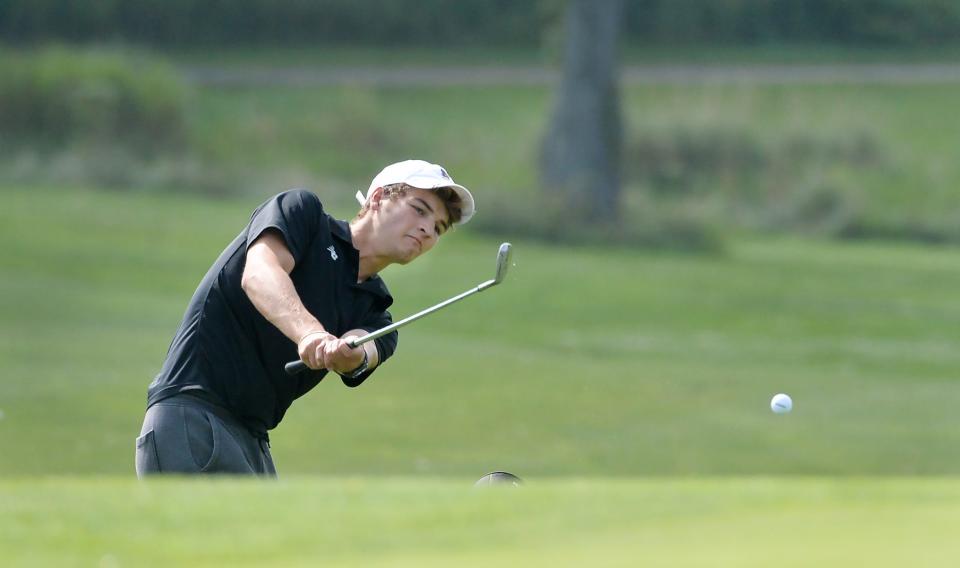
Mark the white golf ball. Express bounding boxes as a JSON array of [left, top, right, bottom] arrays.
[[770, 393, 793, 414]]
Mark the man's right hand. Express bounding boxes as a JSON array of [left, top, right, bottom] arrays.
[[297, 331, 338, 370]]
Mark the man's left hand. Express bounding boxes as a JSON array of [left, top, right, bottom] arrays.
[[321, 335, 366, 374]]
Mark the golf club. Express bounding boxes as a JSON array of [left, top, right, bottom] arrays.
[[284, 242, 513, 375]]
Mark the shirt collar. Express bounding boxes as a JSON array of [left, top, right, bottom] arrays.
[[330, 218, 353, 244], [330, 218, 393, 306]]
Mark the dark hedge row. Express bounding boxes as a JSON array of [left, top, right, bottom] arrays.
[[0, 0, 556, 47], [2, 0, 959, 47], [626, 0, 960, 46]]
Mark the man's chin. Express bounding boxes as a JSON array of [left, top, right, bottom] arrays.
[[396, 248, 420, 265]]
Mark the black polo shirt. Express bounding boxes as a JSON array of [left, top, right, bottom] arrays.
[[146, 189, 397, 436]]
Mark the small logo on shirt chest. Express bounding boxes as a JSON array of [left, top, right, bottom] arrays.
[[327, 245, 338, 261]]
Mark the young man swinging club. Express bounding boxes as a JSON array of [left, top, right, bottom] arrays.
[[136, 159, 475, 476]]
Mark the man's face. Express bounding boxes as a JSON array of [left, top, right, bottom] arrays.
[[374, 187, 451, 264]]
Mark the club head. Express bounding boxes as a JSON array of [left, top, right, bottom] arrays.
[[493, 242, 512, 285]]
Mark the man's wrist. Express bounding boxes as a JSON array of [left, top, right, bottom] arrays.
[[341, 348, 369, 379], [298, 329, 329, 344]]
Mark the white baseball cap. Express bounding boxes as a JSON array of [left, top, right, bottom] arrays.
[[356, 160, 475, 225]]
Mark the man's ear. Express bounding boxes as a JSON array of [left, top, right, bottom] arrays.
[[368, 187, 385, 211]]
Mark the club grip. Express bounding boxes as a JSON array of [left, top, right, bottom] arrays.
[[284, 360, 309, 375], [284, 336, 364, 375]]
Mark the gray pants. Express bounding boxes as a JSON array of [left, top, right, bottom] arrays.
[[136, 394, 276, 477]]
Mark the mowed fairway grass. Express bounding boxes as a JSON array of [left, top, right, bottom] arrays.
[[3, 477, 960, 567], [3, 186, 960, 565]]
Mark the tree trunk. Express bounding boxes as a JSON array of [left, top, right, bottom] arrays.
[[541, 0, 624, 222]]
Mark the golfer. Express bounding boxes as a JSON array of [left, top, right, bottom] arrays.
[[136, 160, 475, 476]]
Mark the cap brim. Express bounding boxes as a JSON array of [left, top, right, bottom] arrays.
[[443, 184, 475, 225], [402, 178, 475, 225]]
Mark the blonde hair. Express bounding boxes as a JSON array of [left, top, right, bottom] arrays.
[[355, 183, 463, 225]]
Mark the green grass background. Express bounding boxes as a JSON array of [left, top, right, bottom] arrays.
[[4, 45, 960, 565], [4, 186, 960, 477], [3, 186, 960, 565]]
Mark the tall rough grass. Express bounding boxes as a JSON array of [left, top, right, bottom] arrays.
[[0, 46, 188, 153], [625, 125, 886, 237], [0, 46, 239, 192]]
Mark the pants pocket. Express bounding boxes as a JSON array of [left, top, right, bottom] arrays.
[[183, 406, 222, 472], [135, 430, 161, 477]]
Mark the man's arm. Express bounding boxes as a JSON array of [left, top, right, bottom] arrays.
[[241, 230, 364, 372]]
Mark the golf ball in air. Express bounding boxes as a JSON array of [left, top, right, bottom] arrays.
[[770, 393, 793, 414]]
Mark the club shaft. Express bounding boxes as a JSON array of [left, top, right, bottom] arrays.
[[352, 280, 494, 346], [284, 279, 496, 375]]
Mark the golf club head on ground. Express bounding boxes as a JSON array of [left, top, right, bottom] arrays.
[[474, 471, 523, 487]]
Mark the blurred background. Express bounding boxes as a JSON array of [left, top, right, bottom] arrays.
[[3, 0, 960, 479]]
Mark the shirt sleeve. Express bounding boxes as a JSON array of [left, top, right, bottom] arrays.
[[245, 189, 327, 263]]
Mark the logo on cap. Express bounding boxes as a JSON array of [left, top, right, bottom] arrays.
[[439, 167, 450, 180]]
